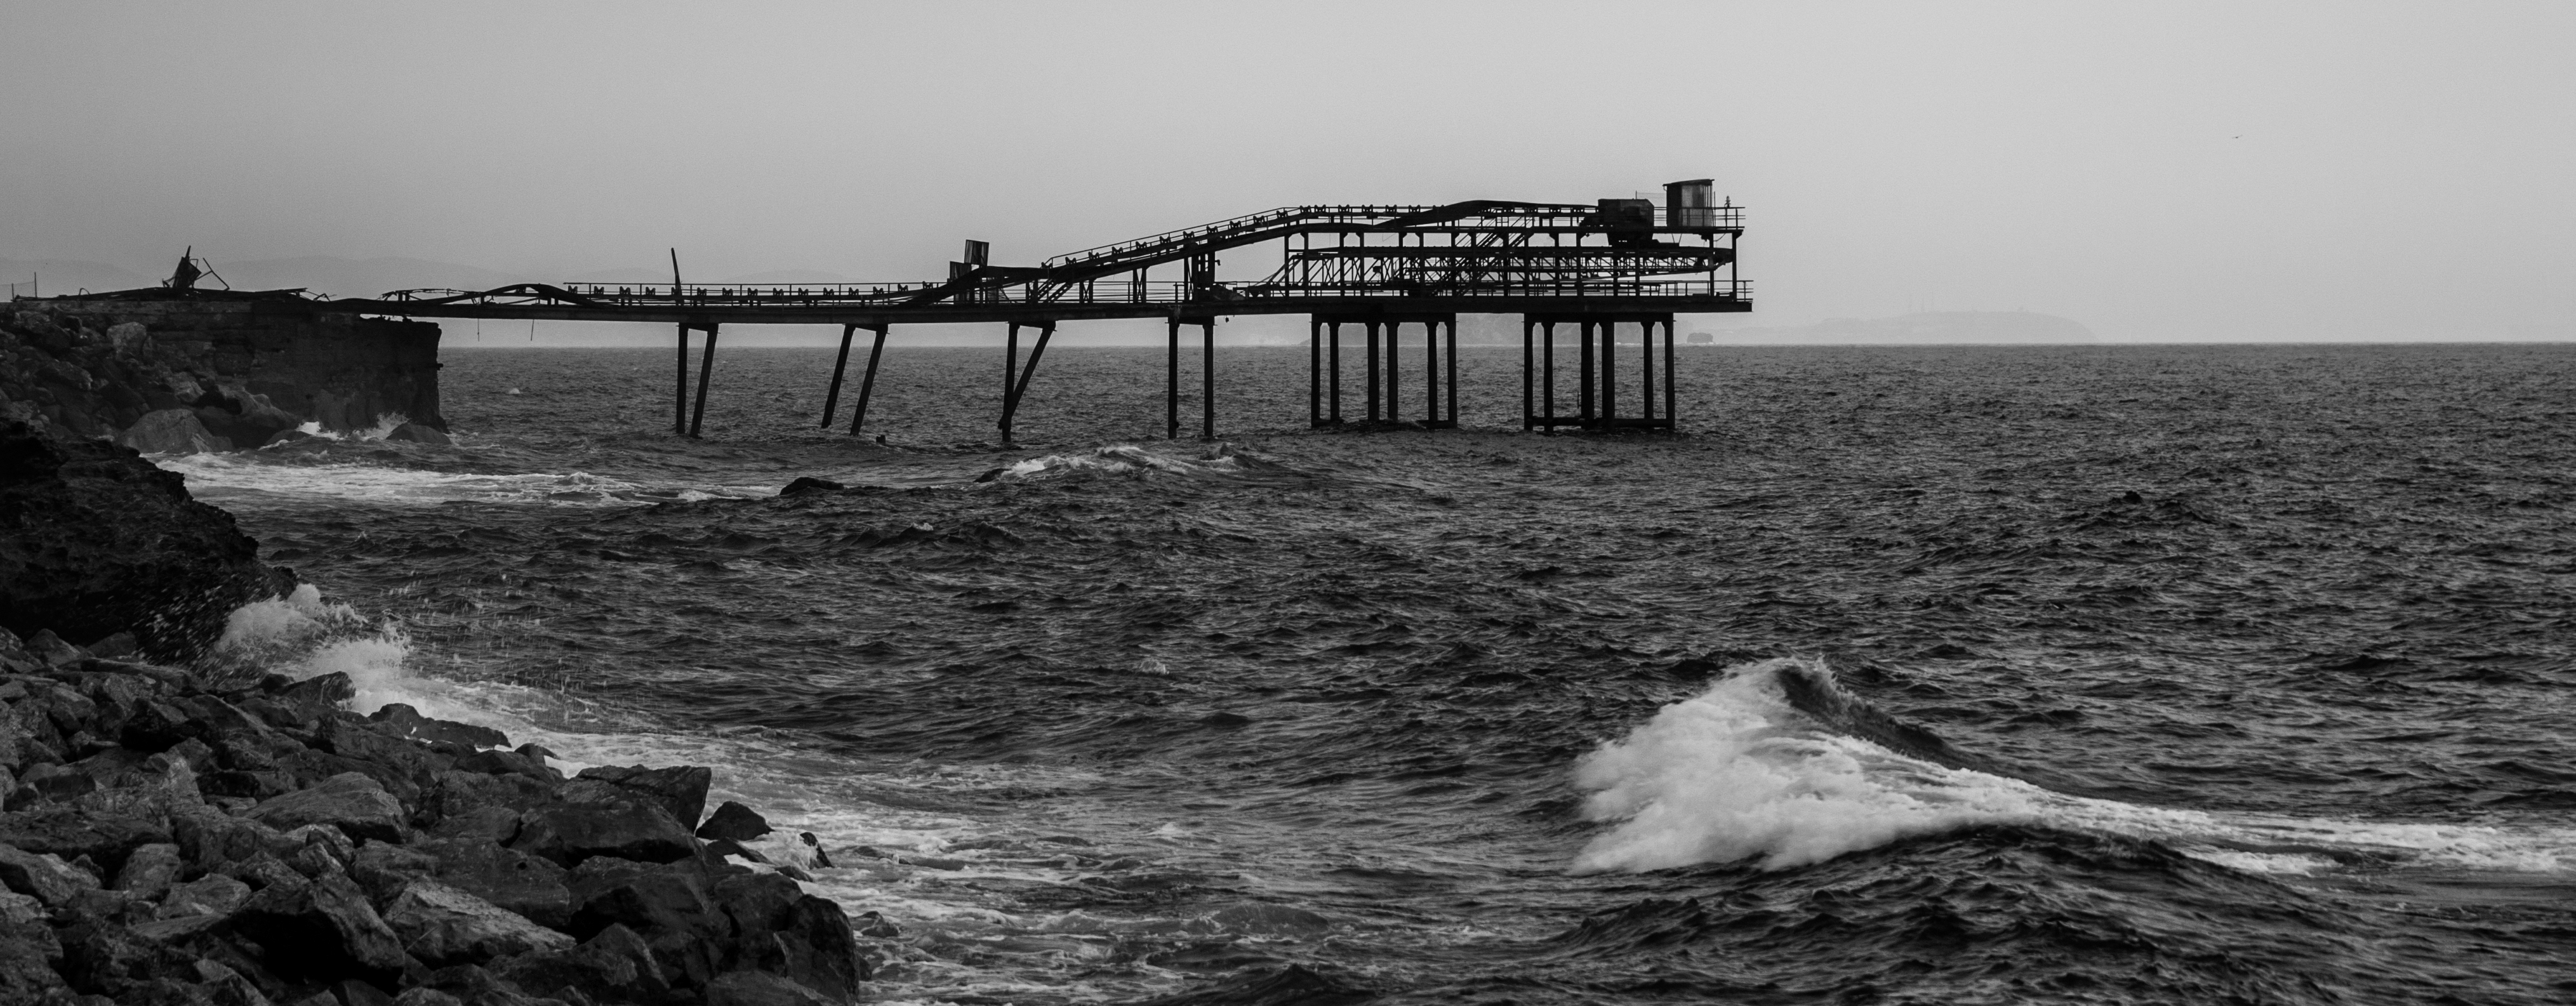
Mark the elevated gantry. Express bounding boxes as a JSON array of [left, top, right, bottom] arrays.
[[340, 180, 1749, 441]]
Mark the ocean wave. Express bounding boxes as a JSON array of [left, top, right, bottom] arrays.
[[159, 452, 774, 506], [980, 442, 1321, 487], [1570, 658, 2576, 876]]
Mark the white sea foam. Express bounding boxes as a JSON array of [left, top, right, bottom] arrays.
[[159, 453, 773, 507], [212, 586, 1149, 963], [995, 443, 1273, 482], [1570, 658, 2576, 876]]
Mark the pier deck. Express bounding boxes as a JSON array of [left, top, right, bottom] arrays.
[[325, 184, 1753, 440]]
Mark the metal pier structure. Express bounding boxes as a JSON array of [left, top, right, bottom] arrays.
[[335, 180, 1749, 441]]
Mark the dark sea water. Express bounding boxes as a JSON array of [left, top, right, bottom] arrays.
[[169, 342, 2575, 1004]]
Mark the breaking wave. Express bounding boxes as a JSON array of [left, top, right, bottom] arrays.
[[1570, 659, 2576, 876], [981, 443, 1322, 487]]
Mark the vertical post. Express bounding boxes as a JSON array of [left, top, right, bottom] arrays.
[[1006, 323, 1021, 400], [1423, 317, 1438, 425], [1000, 322, 1021, 444], [1200, 320, 1216, 441], [1542, 321, 1557, 433], [849, 324, 887, 435], [674, 324, 691, 435], [1642, 316, 1657, 426], [1166, 317, 1181, 439], [1308, 317, 1321, 428], [1445, 317, 1459, 427], [1521, 317, 1534, 431], [1365, 321, 1381, 422], [1579, 320, 1594, 424], [1386, 321, 1400, 425], [1602, 319, 1618, 429], [820, 323, 856, 428], [1663, 318, 1677, 430], [1328, 321, 1343, 424], [670, 249, 687, 435], [687, 323, 720, 438]]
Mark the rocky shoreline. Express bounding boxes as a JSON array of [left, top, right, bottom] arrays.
[[1, 420, 867, 1005]]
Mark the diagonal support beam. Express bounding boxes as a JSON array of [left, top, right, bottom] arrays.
[[1000, 322, 1054, 444], [847, 324, 889, 436]]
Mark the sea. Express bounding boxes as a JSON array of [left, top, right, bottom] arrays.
[[161, 341, 2575, 1005]]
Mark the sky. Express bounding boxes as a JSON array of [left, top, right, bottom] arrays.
[[4, 1, 2573, 341]]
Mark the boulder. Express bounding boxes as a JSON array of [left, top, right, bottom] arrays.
[[0, 418, 297, 661], [170, 803, 298, 874], [413, 838, 572, 930], [267, 672, 356, 725], [385, 423, 452, 446], [710, 872, 865, 1000], [566, 860, 723, 986], [696, 801, 772, 842], [705, 970, 839, 1006], [246, 772, 405, 844], [778, 477, 844, 496], [0, 807, 169, 874], [56, 918, 201, 1000], [0, 843, 99, 905], [382, 879, 574, 967], [0, 627, 38, 675], [511, 801, 696, 868], [366, 705, 508, 750], [568, 764, 710, 830], [491, 922, 668, 1005], [157, 874, 251, 920], [112, 842, 183, 899], [0, 891, 40, 925], [0, 920, 64, 1001], [223, 873, 409, 984], [350, 843, 441, 905], [453, 746, 561, 785], [116, 409, 232, 455]]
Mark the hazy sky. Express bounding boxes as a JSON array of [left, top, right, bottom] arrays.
[[6, 1, 2572, 339]]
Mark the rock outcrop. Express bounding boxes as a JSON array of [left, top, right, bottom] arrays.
[[1, 292, 442, 447], [1, 419, 298, 661], [0, 647, 870, 1004]]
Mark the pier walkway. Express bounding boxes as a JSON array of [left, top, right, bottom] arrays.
[[331, 181, 1750, 441]]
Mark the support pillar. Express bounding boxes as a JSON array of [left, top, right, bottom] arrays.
[[1328, 322, 1343, 425], [1308, 317, 1322, 428], [1601, 319, 1617, 430], [1642, 317, 1657, 427], [1200, 320, 1216, 441], [687, 322, 719, 439], [1395, 321, 1411, 422], [1542, 321, 1557, 434], [1365, 321, 1381, 422], [674, 324, 691, 435], [1444, 317, 1459, 427], [1423, 317, 1438, 425], [1166, 317, 1181, 439], [848, 324, 888, 435], [1005, 322, 1021, 418], [1578, 320, 1594, 424], [1521, 317, 1535, 431], [1663, 318, 1678, 430], [820, 323, 856, 429]]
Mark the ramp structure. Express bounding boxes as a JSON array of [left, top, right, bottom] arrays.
[[333, 181, 1749, 440]]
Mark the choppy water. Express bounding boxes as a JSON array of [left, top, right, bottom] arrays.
[[168, 342, 2576, 1004]]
